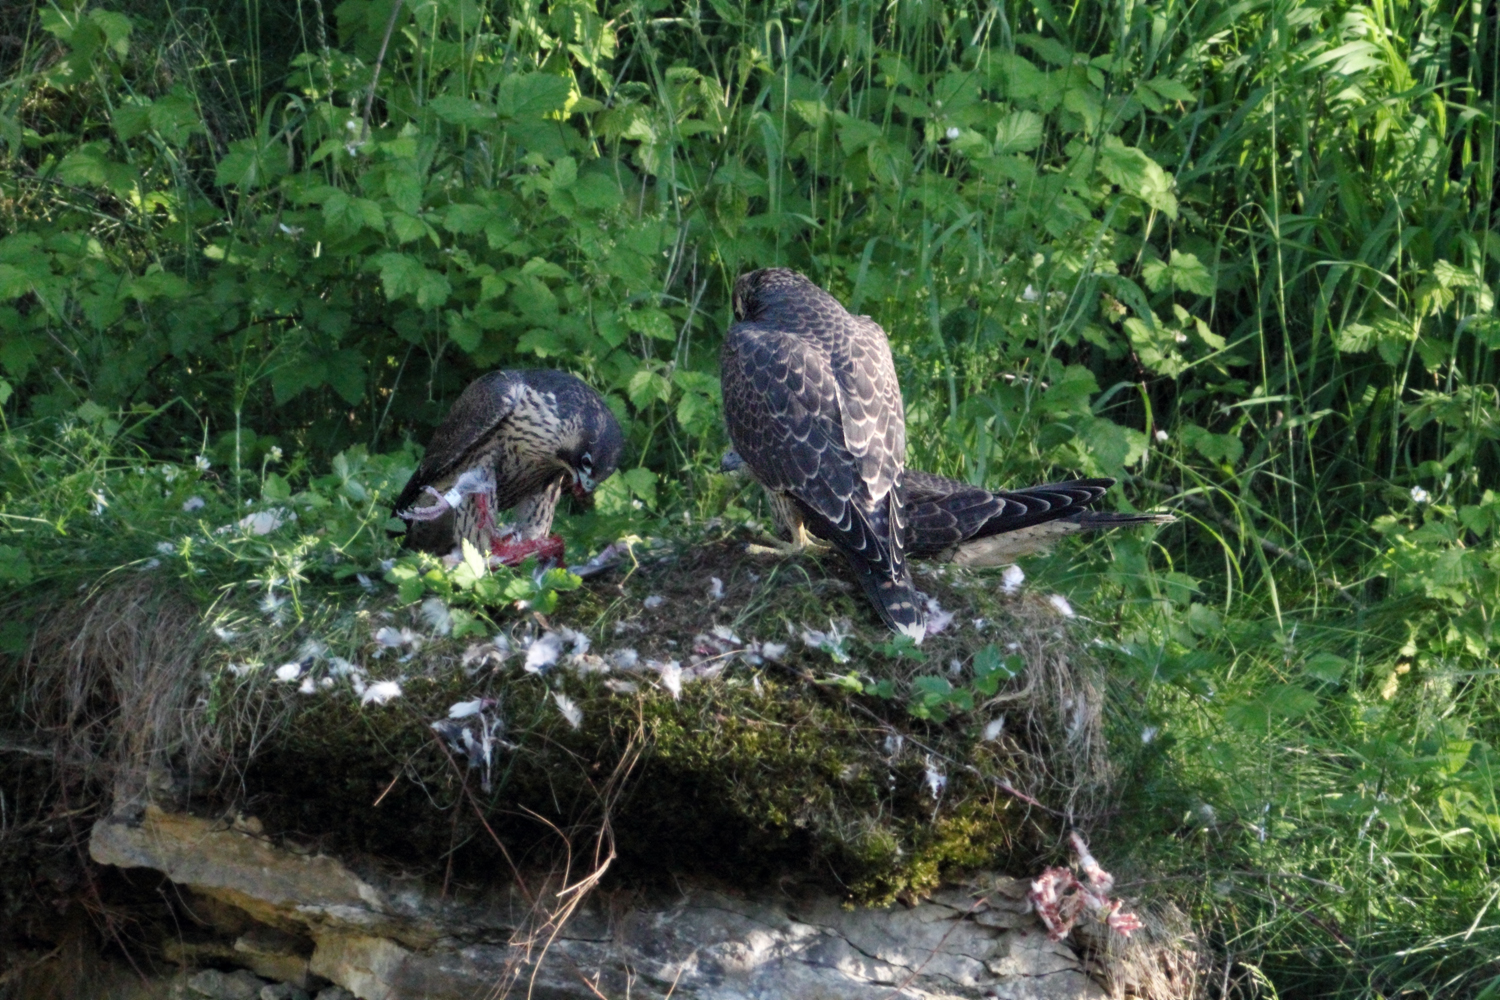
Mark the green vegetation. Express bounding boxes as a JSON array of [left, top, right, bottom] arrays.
[[0, 0, 1497, 995]]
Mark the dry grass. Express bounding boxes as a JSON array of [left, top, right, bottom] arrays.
[[21, 579, 211, 818], [1076, 900, 1213, 1000]]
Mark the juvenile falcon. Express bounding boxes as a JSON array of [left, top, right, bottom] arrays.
[[720, 268, 925, 639], [722, 453, 1174, 568], [393, 369, 623, 565]]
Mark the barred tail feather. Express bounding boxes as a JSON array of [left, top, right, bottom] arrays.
[[853, 562, 926, 640]]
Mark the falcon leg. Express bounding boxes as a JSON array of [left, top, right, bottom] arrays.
[[745, 490, 833, 556]]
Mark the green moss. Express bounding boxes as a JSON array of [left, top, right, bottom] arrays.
[[11, 540, 1100, 907]]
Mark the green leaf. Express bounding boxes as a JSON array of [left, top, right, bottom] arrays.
[[837, 117, 884, 155], [1097, 137, 1177, 218], [675, 391, 714, 434], [216, 136, 288, 189], [448, 313, 482, 353], [0, 265, 36, 301], [325, 349, 367, 405], [1143, 76, 1196, 103], [820, 672, 866, 694], [114, 100, 152, 140], [1304, 653, 1349, 685], [374, 253, 450, 309], [1180, 422, 1244, 465], [627, 369, 672, 408], [621, 467, 657, 508], [386, 169, 424, 215], [626, 307, 676, 341], [442, 203, 491, 234], [518, 327, 568, 357], [57, 144, 116, 186], [1142, 250, 1215, 295], [389, 212, 430, 244], [1018, 33, 1072, 67], [1077, 416, 1149, 477], [398, 575, 425, 604], [971, 645, 1022, 697], [0, 545, 34, 585], [262, 472, 292, 502], [550, 156, 577, 189], [1226, 684, 1319, 730], [460, 538, 489, 582], [323, 191, 386, 234], [573, 172, 623, 210], [497, 73, 572, 119], [125, 271, 191, 302], [88, 9, 133, 56], [429, 95, 498, 127], [1334, 322, 1375, 353], [993, 110, 1043, 155]]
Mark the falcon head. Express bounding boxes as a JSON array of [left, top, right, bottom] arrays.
[[555, 398, 624, 500], [732, 268, 819, 323]]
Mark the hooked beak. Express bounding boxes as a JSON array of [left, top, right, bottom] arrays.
[[570, 469, 594, 499]]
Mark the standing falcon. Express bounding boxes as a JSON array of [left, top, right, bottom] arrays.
[[720, 268, 925, 639], [393, 369, 623, 565]]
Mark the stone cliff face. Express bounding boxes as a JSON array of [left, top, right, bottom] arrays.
[[89, 807, 1108, 1000]]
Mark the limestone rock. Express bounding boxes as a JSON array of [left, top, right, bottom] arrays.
[[186, 968, 268, 1000], [92, 808, 1119, 1000], [258, 984, 311, 1000]]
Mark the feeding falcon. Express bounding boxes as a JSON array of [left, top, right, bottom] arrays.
[[723, 454, 1175, 567], [720, 267, 925, 639], [393, 369, 623, 565]]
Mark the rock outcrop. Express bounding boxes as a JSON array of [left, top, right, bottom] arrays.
[[91, 807, 1106, 1000]]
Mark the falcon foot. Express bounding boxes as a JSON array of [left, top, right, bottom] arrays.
[[489, 534, 565, 567], [744, 527, 831, 558], [396, 485, 453, 521]]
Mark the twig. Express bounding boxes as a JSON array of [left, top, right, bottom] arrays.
[[430, 732, 536, 907], [362, 0, 406, 141], [0, 738, 55, 759], [1128, 476, 1359, 605], [371, 770, 402, 807]]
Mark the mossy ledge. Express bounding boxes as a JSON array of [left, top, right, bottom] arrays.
[[4, 538, 1111, 930]]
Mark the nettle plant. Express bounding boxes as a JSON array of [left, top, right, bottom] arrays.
[[0, 0, 1246, 497]]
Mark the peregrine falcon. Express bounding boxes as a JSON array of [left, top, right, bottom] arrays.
[[723, 453, 1174, 568], [393, 369, 623, 565], [720, 268, 925, 639]]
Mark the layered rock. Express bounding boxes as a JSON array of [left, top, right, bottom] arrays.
[[91, 807, 1106, 1000]]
